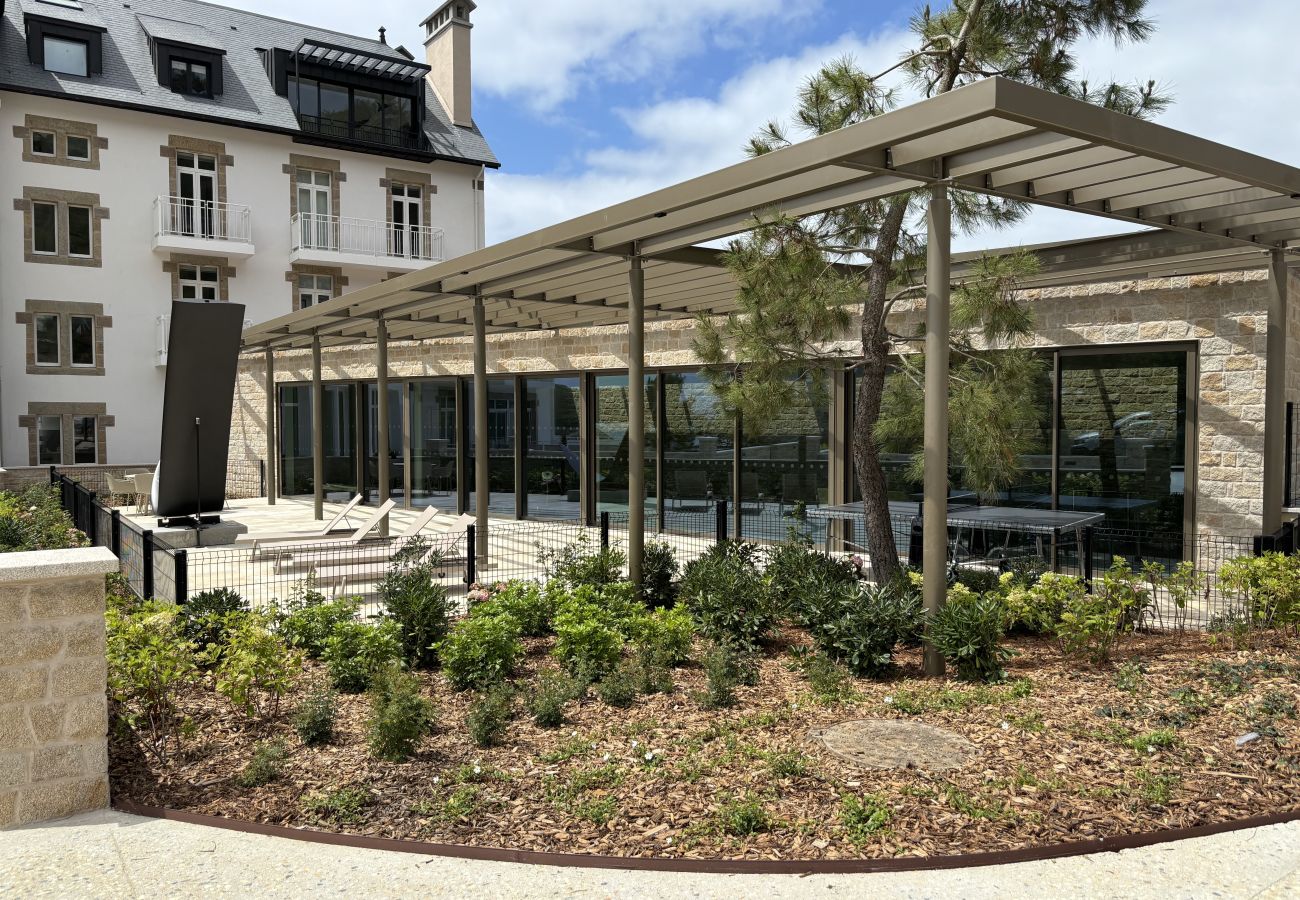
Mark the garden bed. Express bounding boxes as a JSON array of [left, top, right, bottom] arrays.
[[110, 629, 1300, 861]]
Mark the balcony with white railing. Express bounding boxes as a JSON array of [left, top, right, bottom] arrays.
[[289, 213, 445, 272], [152, 196, 256, 260]]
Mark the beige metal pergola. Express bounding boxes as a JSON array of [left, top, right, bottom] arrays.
[[244, 75, 1300, 638]]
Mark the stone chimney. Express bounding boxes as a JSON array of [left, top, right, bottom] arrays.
[[421, 1, 475, 128]]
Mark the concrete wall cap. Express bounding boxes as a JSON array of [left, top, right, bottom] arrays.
[[0, 548, 118, 583]]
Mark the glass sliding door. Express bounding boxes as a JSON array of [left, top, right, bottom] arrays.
[[465, 378, 517, 516], [321, 383, 358, 498], [523, 376, 581, 520], [593, 373, 658, 518], [739, 375, 829, 541], [362, 382, 403, 504], [661, 371, 732, 529], [409, 379, 458, 511], [279, 385, 314, 496]]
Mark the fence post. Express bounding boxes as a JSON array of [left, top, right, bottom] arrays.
[[715, 499, 728, 544], [465, 525, 476, 586], [1286, 402, 1295, 508], [110, 510, 121, 557], [600, 511, 610, 550], [1082, 526, 1094, 591], [48, 465, 57, 485], [87, 491, 98, 544], [174, 549, 188, 604], [142, 530, 155, 599]]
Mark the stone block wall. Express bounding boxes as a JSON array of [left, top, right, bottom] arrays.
[[0, 547, 118, 828], [229, 268, 1293, 539]]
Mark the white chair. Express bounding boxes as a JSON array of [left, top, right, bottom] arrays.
[[132, 472, 154, 515], [105, 473, 136, 507]]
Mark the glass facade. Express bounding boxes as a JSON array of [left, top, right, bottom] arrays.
[[594, 374, 657, 517], [662, 372, 733, 524], [740, 376, 830, 541], [363, 383, 403, 504], [523, 376, 581, 520], [409, 379, 457, 511], [465, 378, 517, 515]]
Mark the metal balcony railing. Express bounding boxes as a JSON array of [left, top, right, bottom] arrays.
[[290, 213, 445, 263], [154, 195, 253, 244], [296, 114, 426, 152]]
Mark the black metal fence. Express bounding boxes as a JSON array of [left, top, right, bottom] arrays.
[[1288, 401, 1300, 509], [47, 467, 1298, 631]]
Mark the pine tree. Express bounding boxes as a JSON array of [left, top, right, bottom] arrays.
[[696, 0, 1170, 583]]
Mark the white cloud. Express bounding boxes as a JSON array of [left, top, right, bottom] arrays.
[[473, 0, 819, 113], [489, 0, 1300, 253]]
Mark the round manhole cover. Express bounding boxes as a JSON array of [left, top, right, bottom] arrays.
[[810, 719, 978, 772]]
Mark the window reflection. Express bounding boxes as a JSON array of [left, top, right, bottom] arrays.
[[409, 380, 457, 511], [739, 375, 829, 540], [594, 374, 657, 517], [524, 377, 581, 520], [662, 372, 732, 526], [466, 379, 516, 515]]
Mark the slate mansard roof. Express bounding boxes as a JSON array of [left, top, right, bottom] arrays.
[[0, 0, 498, 167]]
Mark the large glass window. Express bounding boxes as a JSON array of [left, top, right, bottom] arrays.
[[35, 314, 60, 365], [662, 372, 733, 527], [169, 58, 211, 96], [288, 75, 417, 147], [363, 383, 403, 504], [594, 374, 658, 518], [466, 379, 516, 515], [70, 315, 94, 367], [319, 83, 350, 131], [279, 385, 314, 496], [67, 206, 91, 257], [524, 376, 581, 520], [32, 202, 57, 255], [43, 36, 88, 76], [739, 375, 829, 541], [409, 379, 457, 511], [37, 416, 61, 465], [72, 416, 96, 464]]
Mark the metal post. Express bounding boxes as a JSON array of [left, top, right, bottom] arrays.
[[715, 498, 728, 543], [627, 253, 645, 586], [175, 549, 188, 604], [1082, 526, 1094, 589], [311, 332, 324, 521], [922, 185, 951, 678], [376, 315, 391, 536], [264, 346, 277, 506], [600, 511, 610, 550], [473, 296, 489, 571], [110, 509, 121, 557], [1286, 402, 1294, 509], [1263, 248, 1288, 533], [142, 529, 155, 599], [87, 491, 98, 544], [465, 524, 476, 586]]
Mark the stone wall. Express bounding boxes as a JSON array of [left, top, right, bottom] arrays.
[[230, 268, 1293, 539], [0, 547, 117, 828], [0, 464, 154, 499]]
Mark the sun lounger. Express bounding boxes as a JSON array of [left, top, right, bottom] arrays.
[[251, 499, 395, 558], [236, 493, 363, 545], [308, 511, 474, 583]]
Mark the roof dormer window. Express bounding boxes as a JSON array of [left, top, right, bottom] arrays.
[[42, 35, 88, 76], [23, 0, 106, 78], [169, 57, 212, 97]]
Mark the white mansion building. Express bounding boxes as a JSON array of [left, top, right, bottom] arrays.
[[0, 0, 496, 469]]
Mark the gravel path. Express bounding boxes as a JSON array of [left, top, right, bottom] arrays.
[[1, 809, 1297, 898]]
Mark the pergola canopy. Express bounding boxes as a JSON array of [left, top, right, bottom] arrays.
[[243, 75, 1300, 352]]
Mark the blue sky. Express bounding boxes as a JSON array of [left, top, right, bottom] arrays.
[[232, 0, 1299, 250]]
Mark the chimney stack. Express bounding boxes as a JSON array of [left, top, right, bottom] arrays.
[[421, 1, 475, 128]]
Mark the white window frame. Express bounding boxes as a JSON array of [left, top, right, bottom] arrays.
[[69, 314, 95, 368], [43, 35, 89, 77], [37, 415, 62, 465], [297, 274, 333, 309], [178, 263, 220, 302], [32, 201, 59, 256], [65, 134, 90, 161], [31, 130, 56, 157], [34, 313, 61, 367], [66, 204, 93, 258]]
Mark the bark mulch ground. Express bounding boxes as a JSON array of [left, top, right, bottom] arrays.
[[110, 629, 1300, 861]]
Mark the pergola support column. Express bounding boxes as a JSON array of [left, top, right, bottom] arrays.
[[264, 346, 277, 506], [473, 295, 489, 572], [376, 315, 391, 536], [627, 254, 646, 586], [1263, 248, 1289, 533], [311, 332, 324, 521], [923, 185, 951, 678]]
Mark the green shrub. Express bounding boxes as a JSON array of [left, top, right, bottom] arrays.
[[632, 645, 675, 694], [640, 540, 679, 608], [537, 531, 626, 587], [237, 740, 288, 788], [322, 619, 404, 693], [210, 612, 301, 718], [1220, 552, 1300, 628], [627, 605, 694, 667], [553, 610, 625, 681], [931, 585, 1012, 683], [952, 566, 1001, 595], [765, 539, 857, 618], [883, 571, 927, 646], [596, 661, 639, 708], [841, 794, 891, 842], [367, 666, 436, 762], [179, 587, 248, 654], [302, 786, 370, 825], [528, 669, 581, 728], [1000, 572, 1080, 634], [802, 653, 853, 702], [378, 563, 452, 669], [105, 600, 201, 763], [276, 588, 361, 659], [799, 582, 912, 677], [716, 794, 771, 836], [0, 485, 87, 552], [481, 581, 556, 637], [293, 685, 337, 746], [466, 685, 514, 747], [698, 643, 738, 709], [1056, 558, 1151, 664], [679, 541, 773, 652], [439, 613, 523, 690]]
